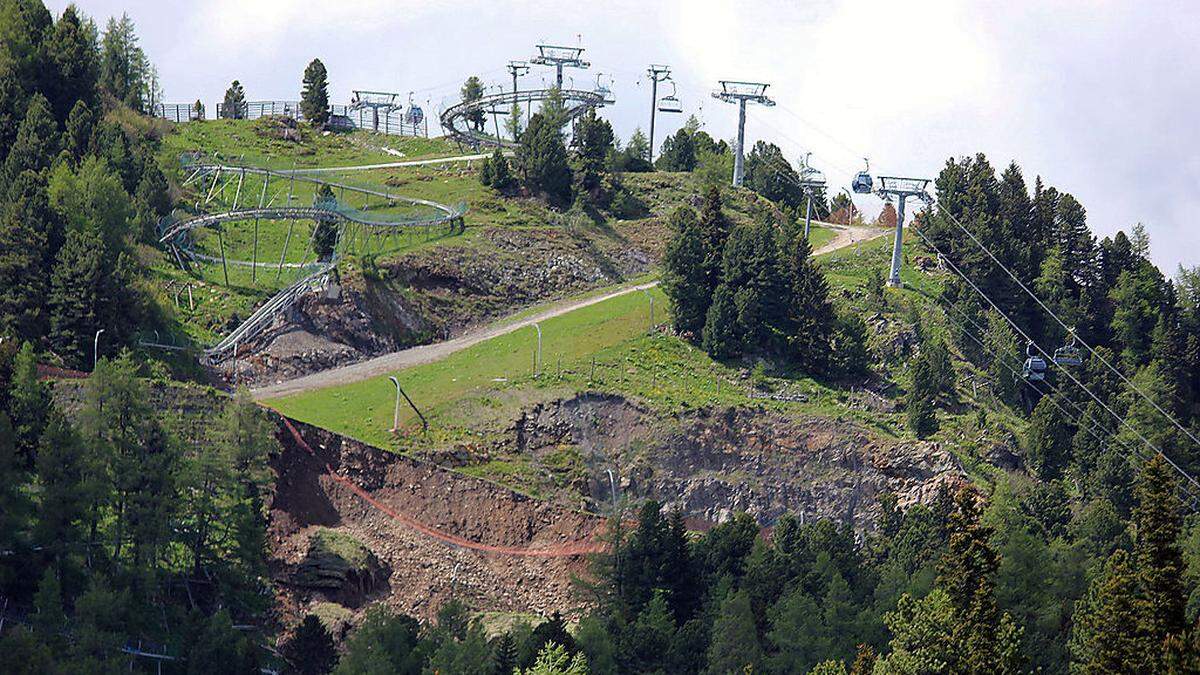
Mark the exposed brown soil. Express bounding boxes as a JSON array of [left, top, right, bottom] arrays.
[[267, 416, 604, 625]]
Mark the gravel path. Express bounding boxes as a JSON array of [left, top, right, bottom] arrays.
[[252, 223, 890, 401]]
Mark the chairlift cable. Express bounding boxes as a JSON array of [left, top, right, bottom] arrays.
[[910, 219, 1200, 494]]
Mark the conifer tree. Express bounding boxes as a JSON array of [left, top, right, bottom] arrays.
[[2, 93, 58, 182], [783, 232, 834, 371], [283, 615, 337, 675], [0, 176, 49, 341], [301, 59, 330, 127], [983, 309, 1021, 405], [662, 206, 710, 337], [222, 80, 246, 119], [705, 590, 762, 675], [702, 282, 739, 359], [43, 5, 98, 123], [64, 99, 94, 158], [516, 105, 572, 204], [9, 341, 48, 464], [655, 127, 696, 172], [938, 489, 1024, 674], [1069, 549, 1155, 672], [460, 75, 485, 131], [1133, 455, 1186, 645], [47, 228, 104, 367], [1026, 395, 1072, 479], [99, 14, 149, 110], [33, 408, 88, 565]]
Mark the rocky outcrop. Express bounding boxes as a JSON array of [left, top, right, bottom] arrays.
[[496, 393, 967, 532]]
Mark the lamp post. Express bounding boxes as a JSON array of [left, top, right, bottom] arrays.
[[531, 323, 542, 377], [93, 329, 105, 371], [388, 376, 403, 432], [642, 289, 655, 333]]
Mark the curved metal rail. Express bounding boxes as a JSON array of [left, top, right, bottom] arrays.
[[439, 88, 607, 149], [165, 159, 469, 367]]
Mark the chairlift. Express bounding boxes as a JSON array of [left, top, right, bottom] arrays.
[[405, 92, 424, 126], [594, 73, 614, 103], [1023, 342, 1047, 381], [852, 157, 873, 194], [657, 80, 683, 114], [1053, 332, 1083, 367]]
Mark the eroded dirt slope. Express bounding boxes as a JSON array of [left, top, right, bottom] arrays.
[[268, 417, 603, 627]]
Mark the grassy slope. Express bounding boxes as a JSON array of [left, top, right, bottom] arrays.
[[264, 232, 1007, 497], [150, 120, 767, 348], [159, 118, 461, 169]]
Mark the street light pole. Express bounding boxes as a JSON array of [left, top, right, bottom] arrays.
[[93, 329, 105, 371], [388, 376, 402, 432], [642, 289, 655, 333], [531, 323, 542, 377]]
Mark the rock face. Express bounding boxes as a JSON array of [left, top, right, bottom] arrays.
[[501, 393, 967, 531], [290, 528, 390, 608]]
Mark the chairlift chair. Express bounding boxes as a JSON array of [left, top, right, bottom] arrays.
[[852, 158, 873, 194], [594, 73, 615, 104], [1023, 342, 1047, 381], [657, 80, 683, 114], [1053, 332, 1083, 367]]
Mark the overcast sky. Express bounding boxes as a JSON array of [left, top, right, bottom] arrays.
[[52, 0, 1200, 274]]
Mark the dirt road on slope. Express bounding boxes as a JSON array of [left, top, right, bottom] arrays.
[[252, 281, 660, 400], [252, 224, 889, 401]]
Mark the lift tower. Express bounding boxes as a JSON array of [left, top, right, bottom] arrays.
[[876, 176, 932, 287], [506, 61, 530, 95], [712, 81, 775, 187], [348, 91, 401, 132], [531, 45, 589, 89], [796, 153, 827, 240], [646, 64, 671, 164]]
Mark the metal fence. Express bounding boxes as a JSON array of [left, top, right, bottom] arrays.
[[212, 100, 428, 137], [152, 102, 205, 122]]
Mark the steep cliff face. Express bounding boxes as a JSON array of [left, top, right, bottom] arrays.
[[501, 393, 968, 531]]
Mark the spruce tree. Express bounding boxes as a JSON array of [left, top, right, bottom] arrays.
[[655, 127, 696, 172], [222, 80, 246, 119], [1133, 455, 1186, 645], [301, 59, 330, 127], [982, 309, 1021, 405], [283, 615, 337, 675], [662, 206, 710, 337], [938, 489, 1024, 674], [783, 232, 835, 371], [702, 282, 739, 359], [516, 107, 572, 204], [44, 5, 99, 123], [0, 178, 49, 342], [705, 590, 762, 675], [64, 99, 95, 158], [1069, 549, 1156, 672], [48, 229, 104, 367], [2, 93, 58, 182], [33, 408, 88, 565], [9, 341, 48, 464], [1026, 395, 1071, 480]]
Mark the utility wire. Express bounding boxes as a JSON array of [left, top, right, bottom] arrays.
[[932, 201, 1200, 455], [932, 289, 1200, 510], [910, 215, 1200, 494]]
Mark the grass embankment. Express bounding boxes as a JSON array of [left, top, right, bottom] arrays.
[[159, 118, 461, 169], [268, 224, 1019, 496]]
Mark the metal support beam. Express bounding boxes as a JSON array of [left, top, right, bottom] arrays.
[[647, 65, 670, 164], [712, 81, 775, 187], [890, 195, 907, 287]]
